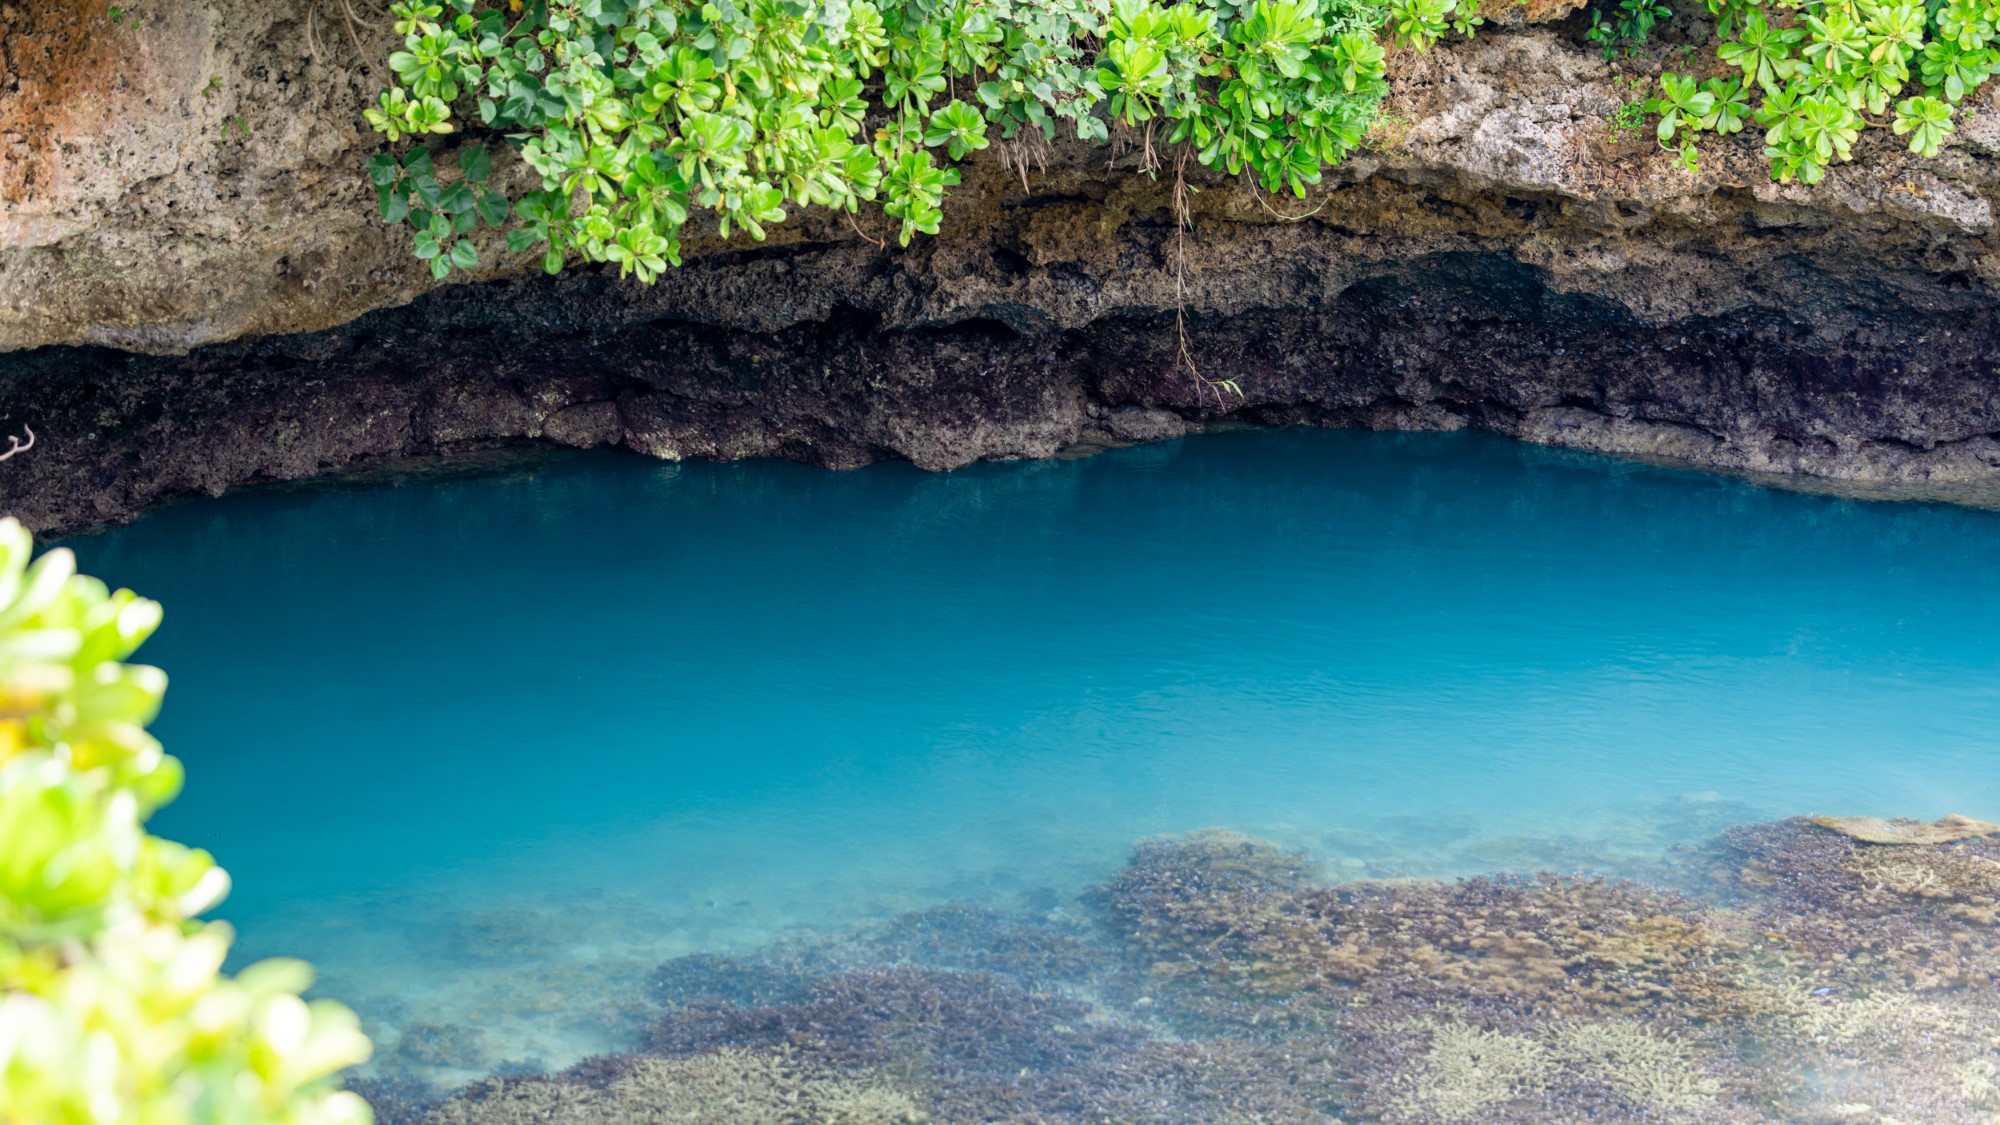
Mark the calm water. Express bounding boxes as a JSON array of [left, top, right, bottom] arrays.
[[66, 428, 2000, 1079]]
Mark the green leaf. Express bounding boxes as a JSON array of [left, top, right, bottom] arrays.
[[476, 190, 511, 227], [458, 145, 493, 182], [378, 187, 412, 225]]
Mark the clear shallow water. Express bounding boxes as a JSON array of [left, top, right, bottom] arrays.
[[65, 428, 2000, 1080]]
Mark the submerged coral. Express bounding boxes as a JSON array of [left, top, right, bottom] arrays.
[[1269, 875, 1747, 1017], [345, 1073, 445, 1125], [649, 951, 819, 1013], [1701, 818, 2000, 990], [1359, 1014, 1748, 1125], [1090, 829, 1318, 970], [419, 1049, 924, 1125], [1388, 1021, 1551, 1121], [631, 963, 1347, 1123], [646, 965, 1148, 1084], [1097, 830, 1749, 1022], [363, 818, 2000, 1125], [849, 901, 1113, 987]]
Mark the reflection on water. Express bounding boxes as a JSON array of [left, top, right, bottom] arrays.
[[65, 428, 2000, 1123]]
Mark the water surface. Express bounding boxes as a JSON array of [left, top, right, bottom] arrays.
[[67, 428, 2000, 1078]]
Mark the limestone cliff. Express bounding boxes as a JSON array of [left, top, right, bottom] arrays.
[[5, 0, 2000, 531]]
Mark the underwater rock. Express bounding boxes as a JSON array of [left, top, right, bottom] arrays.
[[1810, 813, 2000, 846], [392, 1023, 492, 1072], [850, 901, 1115, 987], [433, 906, 574, 963]]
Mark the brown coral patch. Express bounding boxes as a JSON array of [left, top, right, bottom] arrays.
[[1088, 828, 1319, 973], [1096, 831, 1753, 1022], [1260, 877, 1750, 1017], [1700, 818, 2000, 991]]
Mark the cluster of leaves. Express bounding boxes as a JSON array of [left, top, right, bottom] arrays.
[[1644, 0, 1983, 182], [363, 0, 1478, 280], [0, 519, 373, 1125], [1587, 0, 1671, 58]]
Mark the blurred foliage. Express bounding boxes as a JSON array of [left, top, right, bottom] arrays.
[[364, 0, 1476, 277], [0, 518, 372, 1125]]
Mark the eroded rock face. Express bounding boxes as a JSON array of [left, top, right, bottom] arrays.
[[5, 0, 2000, 531]]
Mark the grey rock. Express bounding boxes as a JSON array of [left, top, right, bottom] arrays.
[[1105, 407, 1189, 444]]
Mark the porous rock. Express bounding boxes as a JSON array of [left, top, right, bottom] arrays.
[[12, 3, 2000, 531]]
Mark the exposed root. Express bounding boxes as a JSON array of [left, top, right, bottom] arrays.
[[306, 0, 366, 63], [0, 425, 34, 462], [1173, 151, 1243, 408]]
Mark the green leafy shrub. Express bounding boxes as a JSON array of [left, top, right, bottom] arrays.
[[364, 0, 1473, 278], [1651, 0, 1990, 182], [0, 519, 372, 1125], [1587, 0, 1672, 59]]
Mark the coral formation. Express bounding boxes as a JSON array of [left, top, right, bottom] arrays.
[[1265, 875, 1747, 1017], [1339, 1011, 1758, 1125], [1546, 1019, 1724, 1115], [848, 901, 1112, 987], [645, 966, 1149, 1083], [344, 1074, 444, 1125], [419, 1049, 924, 1125], [1700, 818, 2000, 990], [1097, 832, 1748, 1021], [649, 952, 818, 1013], [1089, 828, 1319, 972], [360, 818, 2000, 1125], [1389, 1021, 1550, 1121], [639, 963, 1350, 1123]]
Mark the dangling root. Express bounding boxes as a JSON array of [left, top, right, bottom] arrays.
[[846, 210, 888, 252], [1173, 151, 1244, 408]]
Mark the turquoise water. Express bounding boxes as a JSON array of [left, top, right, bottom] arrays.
[[67, 428, 2000, 1081]]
